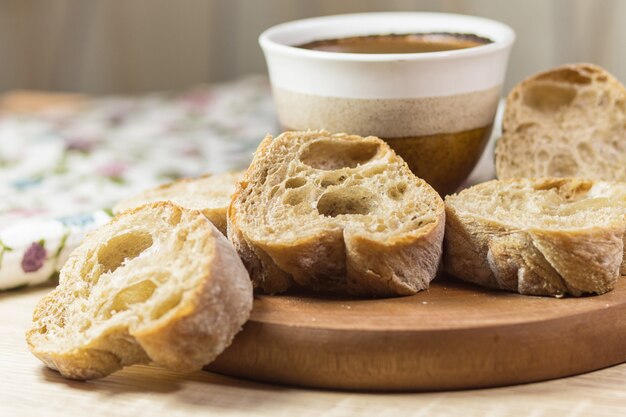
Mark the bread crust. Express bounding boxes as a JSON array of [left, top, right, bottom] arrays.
[[26, 202, 252, 379], [113, 172, 244, 235], [495, 63, 626, 180], [228, 131, 445, 297], [444, 178, 625, 296]]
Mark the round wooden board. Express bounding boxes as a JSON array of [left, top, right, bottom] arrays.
[[206, 275, 626, 391]]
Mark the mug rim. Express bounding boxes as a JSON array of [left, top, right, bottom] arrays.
[[259, 12, 516, 62]]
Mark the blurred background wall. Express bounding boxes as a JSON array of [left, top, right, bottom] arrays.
[[0, 0, 624, 95]]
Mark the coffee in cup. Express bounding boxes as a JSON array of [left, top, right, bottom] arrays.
[[296, 32, 491, 54]]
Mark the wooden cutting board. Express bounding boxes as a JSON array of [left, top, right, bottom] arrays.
[[207, 274, 626, 391]]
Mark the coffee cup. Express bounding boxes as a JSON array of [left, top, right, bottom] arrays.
[[259, 12, 515, 195]]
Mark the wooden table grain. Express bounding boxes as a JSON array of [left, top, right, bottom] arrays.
[[2, 285, 625, 417]]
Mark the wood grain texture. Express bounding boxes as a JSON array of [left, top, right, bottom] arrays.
[[2, 285, 626, 417], [207, 275, 626, 391]]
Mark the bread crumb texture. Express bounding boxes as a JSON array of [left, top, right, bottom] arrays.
[[26, 202, 252, 380], [444, 178, 626, 296], [228, 130, 445, 297], [113, 171, 244, 235], [495, 63, 626, 180]]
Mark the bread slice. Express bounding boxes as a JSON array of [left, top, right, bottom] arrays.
[[113, 171, 244, 235], [495, 64, 626, 180], [26, 202, 252, 380], [228, 130, 445, 297], [444, 178, 626, 297]]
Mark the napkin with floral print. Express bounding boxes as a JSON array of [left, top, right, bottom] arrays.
[[0, 76, 277, 290]]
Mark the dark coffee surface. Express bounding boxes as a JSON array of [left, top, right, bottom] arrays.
[[296, 33, 491, 54]]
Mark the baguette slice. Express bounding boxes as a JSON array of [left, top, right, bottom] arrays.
[[495, 63, 626, 180], [26, 202, 252, 380], [113, 171, 244, 235], [228, 130, 445, 297], [444, 178, 626, 297]]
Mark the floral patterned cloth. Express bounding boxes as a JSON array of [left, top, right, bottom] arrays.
[[0, 76, 277, 289]]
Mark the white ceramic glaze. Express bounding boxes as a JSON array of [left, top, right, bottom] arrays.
[[259, 12, 515, 99]]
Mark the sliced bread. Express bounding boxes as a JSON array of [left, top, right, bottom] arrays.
[[113, 171, 244, 235], [444, 178, 626, 297], [26, 202, 252, 380], [495, 63, 626, 180], [228, 130, 445, 297]]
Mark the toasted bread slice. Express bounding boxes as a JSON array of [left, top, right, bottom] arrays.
[[26, 202, 252, 380], [444, 178, 626, 296], [228, 130, 445, 297], [495, 64, 626, 180], [113, 172, 244, 235]]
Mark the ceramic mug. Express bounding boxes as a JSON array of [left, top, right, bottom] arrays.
[[259, 12, 515, 195]]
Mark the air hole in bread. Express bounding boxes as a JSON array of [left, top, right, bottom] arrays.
[[104, 280, 157, 319], [599, 92, 610, 107], [533, 178, 569, 191], [577, 142, 595, 164], [577, 90, 597, 105], [285, 177, 306, 189], [523, 83, 577, 112], [537, 150, 549, 162], [316, 187, 375, 217], [151, 292, 183, 320], [581, 65, 598, 74], [283, 190, 306, 206], [320, 173, 347, 187], [387, 183, 408, 200], [166, 209, 182, 226], [615, 99, 626, 114], [98, 232, 153, 274], [533, 178, 592, 198], [547, 154, 579, 177], [536, 68, 592, 85], [363, 164, 386, 176], [609, 139, 625, 152], [299, 139, 379, 170], [79, 321, 92, 332], [257, 168, 270, 185], [515, 123, 536, 133]]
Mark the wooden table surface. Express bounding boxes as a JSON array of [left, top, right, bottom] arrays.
[[1, 284, 625, 417]]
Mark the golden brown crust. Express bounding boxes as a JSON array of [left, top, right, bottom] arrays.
[[26, 202, 252, 379], [343, 217, 445, 296], [228, 130, 445, 297], [444, 178, 625, 296], [114, 172, 244, 235]]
